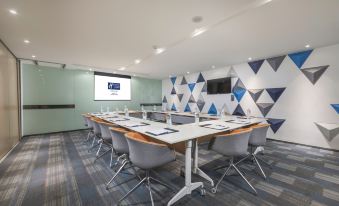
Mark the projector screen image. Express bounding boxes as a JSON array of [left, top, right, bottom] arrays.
[[94, 72, 131, 100]]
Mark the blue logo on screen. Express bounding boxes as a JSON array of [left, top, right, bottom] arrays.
[[108, 82, 120, 90]]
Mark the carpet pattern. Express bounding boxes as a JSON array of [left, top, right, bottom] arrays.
[[0, 130, 339, 206]]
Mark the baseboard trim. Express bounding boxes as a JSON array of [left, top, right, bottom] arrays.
[[0, 141, 20, 164], [267, 138, 339, 153], [22, 128, 89, 138]]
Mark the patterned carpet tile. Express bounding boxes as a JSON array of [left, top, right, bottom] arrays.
[[0, 130, 338, 206]]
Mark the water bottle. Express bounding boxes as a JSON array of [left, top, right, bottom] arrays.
[[153, 105, 157, 111], [142, 110, 147, 120], [194, 112, 200, 125], [124, 105, 129, 117], [166, 114, 172, 126], [141, 105, 144, 112], [246, 108, 251, 120]]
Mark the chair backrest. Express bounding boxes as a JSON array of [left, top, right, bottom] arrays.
[[125, 132, 175, 170], [212, 128, 252, 157], [109, 127, 130, 154], [91, 118, 102, 136], [98, 122, 115, 140], [85, 116, 93, 128], [249, 124, 270, 146], [81, 114, 88, 127]]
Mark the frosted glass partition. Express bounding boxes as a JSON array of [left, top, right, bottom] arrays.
[[22, 63, 162, 136]]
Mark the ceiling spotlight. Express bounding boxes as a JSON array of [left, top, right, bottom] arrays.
[[9, 9, 17, 15], [134, 59, 141, 64], [118, 67, 125, 71], [305, 44, 310, 48], [211, 65, 216, 69], [248, 57, 252, 61], [24, 39, 30, 44], [186, 71, 190, 74], [192, 27, 207, 38], [32, 55, 36, 58], [153, 46, 165, 55]]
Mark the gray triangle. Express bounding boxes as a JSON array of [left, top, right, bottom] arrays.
[[315, 122, 339, 141], [162, 96, 167, 103], [235, 78, 246, 90], [301, 65, 329, 85], [248, 89, 264, 102], [201, 82, 207, 93], [188, 94, 196, 103], [256, 103, 274, 117], [197, 99, 205, 111], [177, 94, 184, 102], [267, 55, 286, 72], [181, 76, 187, 85]]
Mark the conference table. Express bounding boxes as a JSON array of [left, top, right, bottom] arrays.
[[91, 111, 264, 205]]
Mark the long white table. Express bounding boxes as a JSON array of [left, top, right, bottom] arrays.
[[91, 111, 264, 205]]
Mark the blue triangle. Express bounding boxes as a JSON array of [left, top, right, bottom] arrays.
[[232, 104, 245, 116], [188, 83, 196, 93], [266, 88, 286, 102], [197, 73, 205, 83], [248, 60, 265, 74], [267, 118, 285, 133], [331, 104, 339, 114], [171, 104, 176, 111], [184, 104, 191, 112], [208, 103, 217, 115], [288, 50, 313, 69], [170, 77, 177, 85], [233, 88, 246, 102]]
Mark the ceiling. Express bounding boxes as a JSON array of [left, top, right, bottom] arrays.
[[1, 0, 339, 79]]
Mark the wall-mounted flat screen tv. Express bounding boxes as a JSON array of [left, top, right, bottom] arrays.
[[207, 77, 232, 94]]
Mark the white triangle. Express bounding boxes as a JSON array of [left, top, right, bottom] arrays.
[[256, 90, 274, 104]]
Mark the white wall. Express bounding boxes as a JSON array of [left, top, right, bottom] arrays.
[[162, 44, 339, 150]]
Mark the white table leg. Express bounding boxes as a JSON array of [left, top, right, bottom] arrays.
[[167, 140, 204, 206], [192, 139, 214, 187]]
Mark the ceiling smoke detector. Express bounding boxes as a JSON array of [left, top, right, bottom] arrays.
[[192, 16, 203, 23]]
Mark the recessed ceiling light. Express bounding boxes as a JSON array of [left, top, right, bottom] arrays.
[[118, 67, 125, 71], [192, 27, 207, 38], [9, 9, 17, 15], [211, 65, 216, 69], [305, 44, 310, 48], [248, 57, 252, 61], [134, 59, 141, 64], [154, 47, 165, 55], [32, 55, 36, 58], [24, 39, 30, 44], [186, 71, 190, 74]]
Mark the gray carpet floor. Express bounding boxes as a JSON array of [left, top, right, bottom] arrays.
[[0, 130, 339, 206]]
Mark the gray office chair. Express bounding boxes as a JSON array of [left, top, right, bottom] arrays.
[[210, 128, 257, 194], [118, 132, 176, 206], [88, 118, 102, 152], [105, 127, 136, 189], [82, 114, 94, 142], [236, 124, 271, 179], [95, 121, 115, 163]]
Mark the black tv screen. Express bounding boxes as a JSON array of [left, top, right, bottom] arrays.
[[207, 77, 232, 94]]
